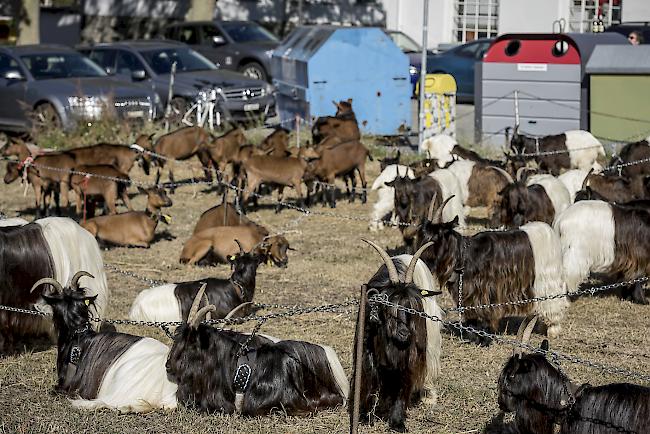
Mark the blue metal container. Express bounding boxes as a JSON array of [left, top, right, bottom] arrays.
[[272, 26, 411, 136]]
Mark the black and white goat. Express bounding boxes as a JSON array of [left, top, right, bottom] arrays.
[[493, 170, 571, 228], [553, 200, 650, 304], [509, 128, 605, 175], [0, 217, 109, 354], [31, 273, 177, 412], [416, 197, 568, 342], [369, 164, 415, 231], [350, 240, 442, 432], [498, 316, 650, 434], [129, 241, 263, 323], [166, 284, 348, 416]]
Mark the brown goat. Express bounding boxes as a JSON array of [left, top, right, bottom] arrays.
[[180, 226, 291, 267], [312, 99, 361, 144], [2, 141, 75, 208], [68, 143, 149, 176], [307, 136, 372, 207], [240, 147, 319, 211], [139, 126, 214, 180], [578, 169, 638, 203], [259, 128, 291, 157], [70, 165, 131, 217], [203, 128, 248, 178], [4, 161, 60, 216], [81, 182, 172, 248], [193, 195, 260, 234]]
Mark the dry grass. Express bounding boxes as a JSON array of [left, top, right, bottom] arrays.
[[0, 145, 649, 434]]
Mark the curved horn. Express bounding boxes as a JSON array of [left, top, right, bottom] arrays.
[[427, 192, 438, 221], [490, 166, 514, 184], [514, 315, 538, 357], [70, 271, 94, 291], [190, 304, 216, 328], [225, 301, 254, 320], [234, 239, 245, 255], [30, 278, 64, 294], [405, 242, 434, 284], [581, 168, 594, 190], [187, 283, 208, 324], [361, 239, 400, 284], [516, 167, 527, 182], [433, 195, 455, 224]]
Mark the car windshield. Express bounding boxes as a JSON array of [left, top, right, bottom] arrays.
[[20, 52, 106, 80], [220, 22, 278, 43], [140, 47, 216, 74], [387, 32, 421, 53]]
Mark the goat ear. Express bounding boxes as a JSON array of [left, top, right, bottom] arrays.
[[540, 339, 549, 351], [384, 180, 395, 188], [449, 216, 459, 227]]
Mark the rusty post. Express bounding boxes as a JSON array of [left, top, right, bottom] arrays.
[[350, 285, 368, 434]]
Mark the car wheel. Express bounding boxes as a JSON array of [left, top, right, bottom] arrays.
[[32, 103, 62, 135], [239, 62, 267, 82]]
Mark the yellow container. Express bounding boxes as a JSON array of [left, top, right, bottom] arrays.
[[419, 74, 456, 131]]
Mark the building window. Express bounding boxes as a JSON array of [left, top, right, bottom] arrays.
[[454, 0, 499, 43], [569, 0, 622, 33]]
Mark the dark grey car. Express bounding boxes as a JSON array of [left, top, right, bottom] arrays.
[[162, 21, 279, 82], [0, 44, 161, 133], [80, 40, 275, 124]]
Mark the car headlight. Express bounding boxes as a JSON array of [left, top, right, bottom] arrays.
[[264, 83, 275, 96], [67, 96, 104, 119], [409, 65, 418, 76], [265, 49, 274, 58]]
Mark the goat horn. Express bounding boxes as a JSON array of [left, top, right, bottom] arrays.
[[427, 192, 438, 221], [225, 301, 254, 320], [514, 315, 538, 357], [70, 271, 94, 291], [581, 168, 594, 190], [433, 195, 454, 224], [30, 277, 64, 294], [405, 242, 434, 284], [516, 167, 527, 182], [190, 305, 216, 328], [187, 283, 208, 324], [234, 239, 245, 255], [361, 239, 399, 285]]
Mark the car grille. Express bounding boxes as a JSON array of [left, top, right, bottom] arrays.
[[222, 87, 266, 101], [113, 98, 153, 120]]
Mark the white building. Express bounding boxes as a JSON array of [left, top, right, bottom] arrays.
[[383, 0, 650, 49]]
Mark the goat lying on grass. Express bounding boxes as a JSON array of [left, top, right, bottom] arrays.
[[497, 316, 650, 434], [350, 240, 442, 433], [130, 241, 263, 323], [166, 284, 348, 416], [32, 272, 177, 412]]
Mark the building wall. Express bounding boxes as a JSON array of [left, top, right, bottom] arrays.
[[380, 0, 453, 49], [622, 0, 650, 22], [498, 0, 570, 34]]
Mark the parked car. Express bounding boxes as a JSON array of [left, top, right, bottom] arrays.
[[79, 40, 275, 124], [162, 21, 279, 82], [426, 38, 494, 103], [606, 22, 650, 44], [0, 44, 161, 133], [384, 30, 428, 96]]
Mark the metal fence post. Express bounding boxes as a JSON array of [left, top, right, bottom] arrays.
[[417, 0, 430, 152], [350, 285, 368, 434]]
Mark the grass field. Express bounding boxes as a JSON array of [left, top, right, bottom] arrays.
[[0, 138, 648, 434]]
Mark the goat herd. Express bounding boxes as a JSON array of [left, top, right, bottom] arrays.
[[1, 99, 650, 433]]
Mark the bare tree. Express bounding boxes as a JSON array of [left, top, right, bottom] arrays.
[[17, 0, 39, 44], [186, 0, 215, 22]]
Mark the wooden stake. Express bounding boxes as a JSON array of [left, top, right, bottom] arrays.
[[350, 285, 368, 434]]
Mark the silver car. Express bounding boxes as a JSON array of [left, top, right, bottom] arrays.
[[0, 44, 162, 133]]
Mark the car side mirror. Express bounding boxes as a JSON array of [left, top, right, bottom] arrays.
[[3, 70, 24, 81], [212, 35, 226, 46], [105, 66, 115, 75], [132, 69, 146, 80]]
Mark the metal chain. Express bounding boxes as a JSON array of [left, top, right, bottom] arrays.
[[446, 276, 649, 313], [604, 156, 650, 173], [368, 295, 650, 383], [103, 263, 168, 287], [514, 143, 606, 158]]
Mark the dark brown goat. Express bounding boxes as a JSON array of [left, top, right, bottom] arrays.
[[4, 161, 60, 216], [577, 169, 639, 203], [498, 316, 650, 434], [451, 145, 505, 168], [492, 178, 555, 228]]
